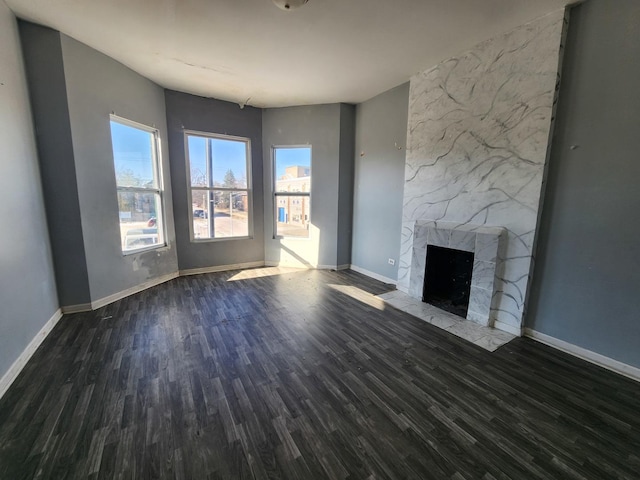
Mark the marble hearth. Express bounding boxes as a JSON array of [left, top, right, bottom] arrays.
[[377, 289, 515, 352]]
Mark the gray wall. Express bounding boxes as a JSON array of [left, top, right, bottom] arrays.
[[19, 23, 179, 306], [262, 104, 353, 268], [164, 90, 265, 271], [526, 0, 640, 368], [0, 6, 59, 380], [337, 104, 356, 267], [60, 34, 178, 302], [18, 22, 91, 306], [351, 83, 409, 281]]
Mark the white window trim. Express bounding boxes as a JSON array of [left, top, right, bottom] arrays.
[[110, 115, 167, 255], [184, 130, 253, 242], [272, 145, 312, 240]]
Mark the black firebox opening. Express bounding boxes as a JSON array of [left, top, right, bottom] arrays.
[[423, 245, 474, 318]]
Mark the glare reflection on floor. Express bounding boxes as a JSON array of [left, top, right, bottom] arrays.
[[226, 266, 306, 282], [327, 284, 386, 311]]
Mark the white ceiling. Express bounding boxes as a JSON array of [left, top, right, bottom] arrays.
[[7, 0, 571, 108]]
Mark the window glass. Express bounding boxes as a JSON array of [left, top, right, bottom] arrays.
[[274, 148, 311, 193], [110, 118, 165, 253], [188, 135, 207, 188], [274, 147, 311, 238], [211, 138, 248, 188], [186, 133, 252, 240]]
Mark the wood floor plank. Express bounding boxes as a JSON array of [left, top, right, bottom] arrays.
[[1, 267, 639, 479]]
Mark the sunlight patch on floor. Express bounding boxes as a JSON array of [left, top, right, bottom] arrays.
[[227, 266, 307, 282], [327, 284, 386, 311]]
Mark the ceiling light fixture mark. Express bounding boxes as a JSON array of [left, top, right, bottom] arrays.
[[272, 0, 309, 11]]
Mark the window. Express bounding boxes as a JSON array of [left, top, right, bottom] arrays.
[[273, 146, 311, 238], [109, 116, 165, 253], [185, 132, 252, 240]]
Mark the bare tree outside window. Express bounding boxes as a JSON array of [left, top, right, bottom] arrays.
[[185, 133, 252, 240]]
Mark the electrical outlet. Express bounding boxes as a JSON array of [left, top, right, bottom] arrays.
[[388, 258, 395, 266]]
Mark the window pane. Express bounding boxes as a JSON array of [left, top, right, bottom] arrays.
[[186, 133, 252, 241], [192, 190, 249, 239], [110, 121, 156, 188], [188, 135, 208, 187], [213, 190, 249, 238], [191, 190, 211, 240], [211, 138, 248, 188], [275, 195, 310, 238], [118, 191, 163, 251], [274, 147, 311, 193]]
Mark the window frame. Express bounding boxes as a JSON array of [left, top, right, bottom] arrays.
[[184, 130, 253, 242], [109, 115, 167, 255], [272, 145, 312, 239]]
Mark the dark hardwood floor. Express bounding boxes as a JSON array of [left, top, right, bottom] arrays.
[[0, 267, 639, 479]]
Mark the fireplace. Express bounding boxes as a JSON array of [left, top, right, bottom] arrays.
[[423, 245, 474, 318], [400, 221, 505, 327]]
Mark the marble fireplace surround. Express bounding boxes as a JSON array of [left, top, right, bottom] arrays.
[[397, 9, 567, 336], [404, 221, 505, 327]]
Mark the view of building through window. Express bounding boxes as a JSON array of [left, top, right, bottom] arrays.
[[186, 133, 251, 240], [274, 147, 311, 238], [110, 117, 165, 253]]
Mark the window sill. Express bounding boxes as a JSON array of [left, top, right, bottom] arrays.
[[122, 243, 168, 256], [273, 236, 311, 241], [190, 236, 254, 243]]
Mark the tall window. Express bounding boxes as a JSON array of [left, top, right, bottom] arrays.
[[185, 132, 252, 240], [273, 146, 311, 238], [110, 116, 165, 253]]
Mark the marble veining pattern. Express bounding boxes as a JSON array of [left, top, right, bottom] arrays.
[[400, 9, 567, 333]]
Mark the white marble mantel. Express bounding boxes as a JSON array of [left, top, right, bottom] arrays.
[[399, 9, 568, 336], [402, 220, 505, 327]]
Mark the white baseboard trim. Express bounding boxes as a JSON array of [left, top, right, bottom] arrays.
[[179, 261, 265, 276], [262, 262, 347, 271], [316, 264, 353, 270], [264, 261, 350, 271], [0, 309, 63, 400], [61, 303, 93, 314], [524, 328, 640, 383], [58, 262, 394, 318], [494, 320, 523, 337], [264, 261, 315, 269], [349, 264, 397, 285], [91, 272, 179, 310]]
